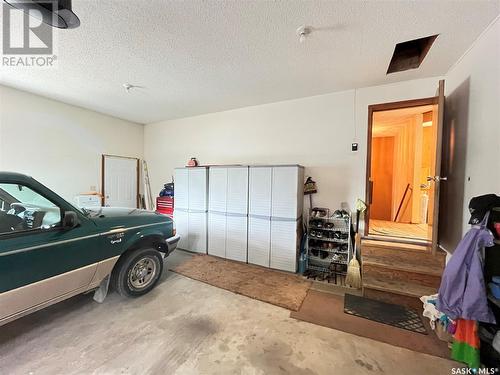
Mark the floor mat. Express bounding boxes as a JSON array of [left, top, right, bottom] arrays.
[[344, 293, 427, 334], [171, 254, 312, 311], [290, 290, 450, 358]]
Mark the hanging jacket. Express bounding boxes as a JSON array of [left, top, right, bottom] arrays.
[[437, 214, 496, 324]]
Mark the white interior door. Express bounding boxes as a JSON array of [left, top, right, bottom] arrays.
[[249, 167, 272, 216], [208, 212, 226, 258], [247, 216, 271, 267], [225, 215, 248, 262], [103, 156, 138, 208]]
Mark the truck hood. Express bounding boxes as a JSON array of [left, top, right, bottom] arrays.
[[85, 207, 170, 230]]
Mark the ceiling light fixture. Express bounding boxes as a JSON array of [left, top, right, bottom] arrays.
[[296, 25, 313, 43], [3, 0, 80, 29]]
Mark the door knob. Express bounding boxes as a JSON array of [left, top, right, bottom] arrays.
[[427, 176, 448, 182]]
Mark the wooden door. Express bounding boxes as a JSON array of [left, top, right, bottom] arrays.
[[365, 80, 446, 249], [430, 80, 446, 253]]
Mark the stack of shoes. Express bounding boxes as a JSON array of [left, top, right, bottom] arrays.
[[311, 208, 328, 218], [332, 209, 350, 219]]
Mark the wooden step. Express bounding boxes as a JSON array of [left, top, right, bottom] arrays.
[[362, 258, 442, 276], [363, 276, 438, 298], [362, 239, 432, 253], [361, 242, 446, 270], [363, 263, 441, 288]]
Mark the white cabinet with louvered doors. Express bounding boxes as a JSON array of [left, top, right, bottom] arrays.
[[249, 167, 272, 217], [270, 218, 300, 272], [247, 165, 304, 271], [225, 214, 248, 262], [174, 168, 189, 210], [188, 167, 208, 211], [188, 211, 207, 253], [173, 167, 208, 253], [271, 166, 304, 219], [208, 166, 249, 260], [208, 212, 226, 258], [209, 167, 227, 213], [247, 166, 272, 266], [173, 209, 189, 250], [227, 167, 248, 214], [247, 215, 271, 267]]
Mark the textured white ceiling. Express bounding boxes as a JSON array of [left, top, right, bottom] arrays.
[[1, 0, 499, 124]]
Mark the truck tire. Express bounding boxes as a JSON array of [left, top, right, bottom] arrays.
[[112, 248, 163, 297]]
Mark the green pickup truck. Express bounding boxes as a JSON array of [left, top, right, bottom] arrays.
[[0, 172, 179, 326]]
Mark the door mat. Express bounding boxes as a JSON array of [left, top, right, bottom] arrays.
[[290, 290, 450, 358], [170, 254, 312, 311], [344, 294, 427, 334]]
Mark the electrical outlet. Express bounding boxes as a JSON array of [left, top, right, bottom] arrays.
[[90, 185, 96, 191], [351, 143, 358, 152]]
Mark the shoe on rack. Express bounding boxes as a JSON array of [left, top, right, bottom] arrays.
[[332, 210, 343, 218]]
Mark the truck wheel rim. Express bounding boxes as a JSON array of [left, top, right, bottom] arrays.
[[129, 257, 157, 289]]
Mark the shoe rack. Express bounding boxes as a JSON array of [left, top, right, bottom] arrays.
[[305, 207, 353, 285]]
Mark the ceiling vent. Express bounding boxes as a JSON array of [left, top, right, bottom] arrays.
[[387, 34, 438, 74]]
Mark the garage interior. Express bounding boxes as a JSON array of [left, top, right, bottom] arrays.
[[1, 1, 500, 374]]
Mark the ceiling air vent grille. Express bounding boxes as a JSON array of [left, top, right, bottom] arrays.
[[387, 34, 438, 74]]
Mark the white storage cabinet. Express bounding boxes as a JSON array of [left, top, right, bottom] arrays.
[[173, 167, 208, 253]]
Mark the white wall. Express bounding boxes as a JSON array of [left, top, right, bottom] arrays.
[[439, 16, 500, 252], [144, 77, 441, 217], [0, 85, 143, 202]]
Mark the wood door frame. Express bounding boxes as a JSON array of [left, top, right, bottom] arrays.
[[101, 154, 140, 208], [364, 97, 439, 239]]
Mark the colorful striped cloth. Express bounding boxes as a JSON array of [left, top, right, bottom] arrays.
[[451, 319, 480, 369]]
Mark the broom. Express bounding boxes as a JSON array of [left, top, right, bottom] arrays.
[[346, 233, 362, 288], [345, 199, 367, 289]]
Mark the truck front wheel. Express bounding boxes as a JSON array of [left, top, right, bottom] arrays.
[[112, 248, 163, 297]]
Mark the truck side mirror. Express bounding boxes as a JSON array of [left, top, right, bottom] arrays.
[[62, 211, 79, 230]]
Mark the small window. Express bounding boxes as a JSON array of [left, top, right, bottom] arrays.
[[0, 183, 62, 235]]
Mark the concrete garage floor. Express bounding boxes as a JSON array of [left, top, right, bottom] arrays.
[[0, 250, 457, 375]]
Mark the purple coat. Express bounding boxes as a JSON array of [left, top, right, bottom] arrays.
[[437, 215, 496, 324]]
